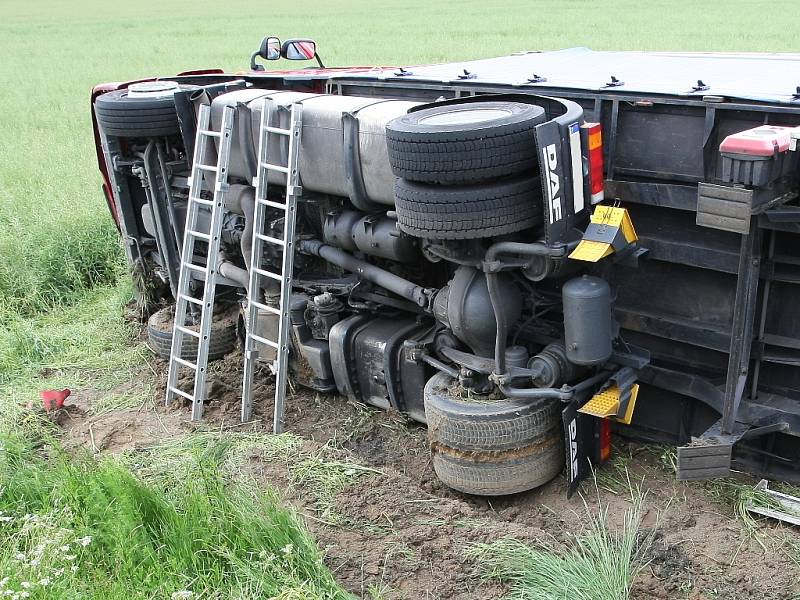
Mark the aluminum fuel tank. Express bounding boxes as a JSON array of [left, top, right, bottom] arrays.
[[211, 89, 421, 206]]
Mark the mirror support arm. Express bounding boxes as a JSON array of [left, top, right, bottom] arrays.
[[250, 52, 265, 72]]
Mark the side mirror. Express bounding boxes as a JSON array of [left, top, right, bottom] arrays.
[[281, 39, 317, 61], [251, 36, 281, 71], [262, 36, 281, 60]]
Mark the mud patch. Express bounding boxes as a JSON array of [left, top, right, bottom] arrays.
[[58, 351, 800, 599]]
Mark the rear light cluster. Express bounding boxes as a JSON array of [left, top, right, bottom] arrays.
[[581, 122, 604, 205]]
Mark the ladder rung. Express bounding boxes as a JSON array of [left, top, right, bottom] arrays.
[[192, 197, 214, 206], [195, 164, 218, 172], [253, 266, 283, 281], [184, 263, 208, 273], [260, 161, 290, 174], [176, 325, 201, 339], [255, 233, 285, 247], [198, 129, 221, 138], [173, 357, 198, 370], [251, 300, 281, 315], [250, 334, 279, 349], [263, 125, 291, 136], [169, 386, 195, 401], [186, 230, 211, 241], [258, 198, 288, 210], [179, 294, 203, 306]]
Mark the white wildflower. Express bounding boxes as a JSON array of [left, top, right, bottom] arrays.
[[0, 516, 13, 523], [19, 593, 30, 599], [280, 543, 294, 555], [0, 577, 8, 587], [38, 579, 50, 587], [70, 566, 78, 572], [76, 536, 92, 547], [19, 583, 30, 590], [59, 546, 70, 552], [13, 553, 24, 561], [171, 591, 194, 600]]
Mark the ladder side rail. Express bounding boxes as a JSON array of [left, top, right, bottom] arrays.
[[242, 98, 277, 422], [190, 104, 235, 421], [166, 104, 213, 407], [273, 104, 304, 434]]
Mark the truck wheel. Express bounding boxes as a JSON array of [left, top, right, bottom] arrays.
[[424, 371, 564, 495], [95, 81, 194, 138], [394, 175, 542, 239], [432, 435, 564, 496], [146, 304, 238, 361], [425, 371, 561, 452], [386, 101, 546, 185]]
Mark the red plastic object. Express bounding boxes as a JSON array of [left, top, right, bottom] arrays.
[[40, 388, 71, 411], [719, 125, 794, 157], [599, 418, 613, 462]]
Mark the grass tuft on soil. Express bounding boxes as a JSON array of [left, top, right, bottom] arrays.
[[0, 412, 353, 600], [466, 493, 651, 600]]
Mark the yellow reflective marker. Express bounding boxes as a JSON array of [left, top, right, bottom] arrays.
[[578, 383, 640, 425], [569, 205, 638, 263]]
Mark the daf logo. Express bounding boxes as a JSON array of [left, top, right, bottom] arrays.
[[568, 418, 578, 481], [542, 144, 562, 223]]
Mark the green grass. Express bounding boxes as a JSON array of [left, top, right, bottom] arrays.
[[3, 2, 800, 597], [467, 492, 651, 600], [3, 0, 800, 392], [0, 413, 353, 600]]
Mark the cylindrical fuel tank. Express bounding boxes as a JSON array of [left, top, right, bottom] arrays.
[[562, 275, 613, 366], [210, 90, 422, 206]]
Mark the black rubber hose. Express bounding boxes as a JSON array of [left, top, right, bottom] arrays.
[[299, 239, 433, 309], [142, 141, 180, 298], [484, 241, 566, 375], [155, 143, 183, 254]]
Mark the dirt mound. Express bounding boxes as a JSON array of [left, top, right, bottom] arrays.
[[60, 351, 800, 599]]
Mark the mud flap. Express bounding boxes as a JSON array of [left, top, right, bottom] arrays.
[[562, 398, 609, 498]]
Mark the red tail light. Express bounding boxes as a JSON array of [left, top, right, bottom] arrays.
[[599, 417, 612, 462], [582, 122, 604, 204]]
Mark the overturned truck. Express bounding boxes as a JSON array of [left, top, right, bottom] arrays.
[[92, 41, 800, 495]]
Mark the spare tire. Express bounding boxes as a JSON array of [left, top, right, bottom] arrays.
[[424, 371, 564, 496], [95, 81, 194, 138], [147, 304, 238, 361], [386, 101, 546, 185], [394, 175, 542, 240]]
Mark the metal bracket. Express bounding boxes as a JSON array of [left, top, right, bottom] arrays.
[[677, 418, 788, 481]]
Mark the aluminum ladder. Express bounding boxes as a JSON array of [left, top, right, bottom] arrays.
[[165, 103, 235, 421], [241, 99, 303, 431]]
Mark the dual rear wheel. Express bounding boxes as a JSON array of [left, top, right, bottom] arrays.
[[386, 101, 547, 240]]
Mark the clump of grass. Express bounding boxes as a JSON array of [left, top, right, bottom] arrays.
[[0, 411, 353, 600], [704, 478, 783, 540], [466, 494, 651, 600], [290, 450, 381, 524]]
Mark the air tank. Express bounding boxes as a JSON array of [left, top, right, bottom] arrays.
[[562, 275, 613, 366]]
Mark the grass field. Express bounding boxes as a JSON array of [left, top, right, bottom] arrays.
[[2, 1, 800, 598], [3, 0, 800, 397]]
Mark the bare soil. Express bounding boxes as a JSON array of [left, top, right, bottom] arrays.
[[58, 349, 800, 600]]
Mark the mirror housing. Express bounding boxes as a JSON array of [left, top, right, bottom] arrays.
[[251, 36, 281, 71], [263, 36, 281, 60], [281, 39, 317, 61]]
